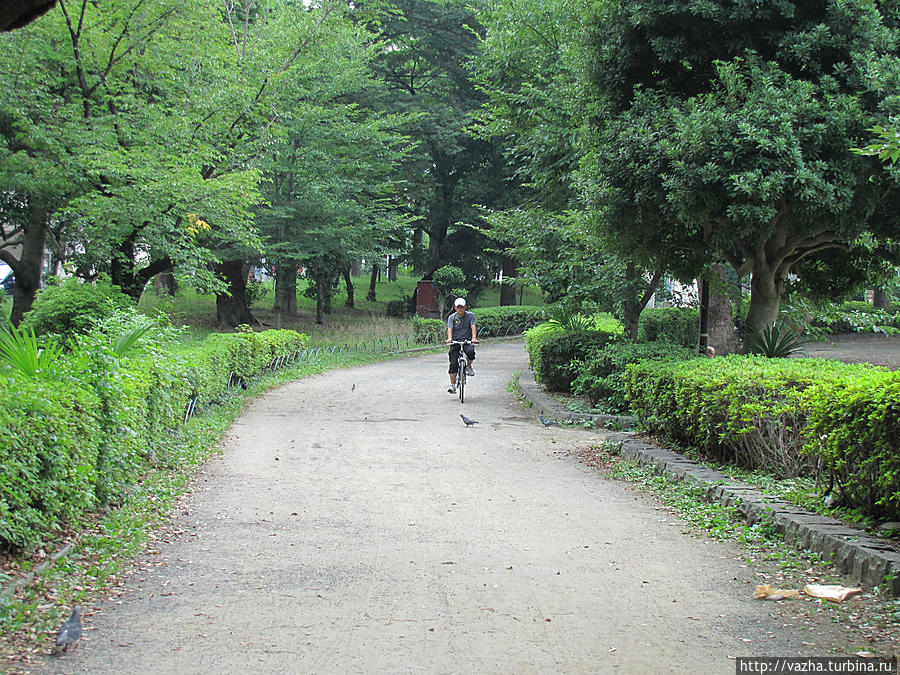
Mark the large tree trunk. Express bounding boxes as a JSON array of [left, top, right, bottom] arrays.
[[874, 289, 891, 309], [744, 260, 784, 336], [708, 264, 738, 355], [5, 208, 48, 326], [623, 263, 663, 341], [499, 255, 518, 306], [388, 256, 399, 282], [367, 263, 379, 302], [155, 268, 177, 296], [343, 266, 354, 308], [273, 259, 299, 315], [412, 229, 425, 274], [215, 259, 255, 328], [425, 169, 458, 275]]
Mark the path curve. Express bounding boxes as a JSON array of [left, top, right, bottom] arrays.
[[42, 342, 856, 674]]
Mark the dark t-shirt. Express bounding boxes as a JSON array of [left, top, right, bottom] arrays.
[[447, 310, 476, 341]]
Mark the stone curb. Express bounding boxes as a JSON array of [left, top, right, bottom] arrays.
[[517, 369, 900, 594]]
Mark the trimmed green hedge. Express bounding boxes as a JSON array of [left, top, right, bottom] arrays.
[[0, 328, 308, 549], [572, 342, 699, 412], [413, 305, 547, 344], [638, 307, 699, 348], [626, 356, 900, 521], [804, 370, 900, 520]]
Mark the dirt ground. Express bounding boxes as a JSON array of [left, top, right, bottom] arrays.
[[802, 332, 900, 369], [17, 342, 897, 674]]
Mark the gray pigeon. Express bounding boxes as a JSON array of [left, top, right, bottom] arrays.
[[460, 414, 478, 428], [54, 606, 82, 654], [540, 412, 556, 428]]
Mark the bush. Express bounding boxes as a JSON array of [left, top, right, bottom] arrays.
[[811, 301, 900, 335], [529, 328, 622, 391], [386, 300, 407, 317], [475, 305, 545, 337], [572, 342, 699, 413], [524, 314, 623, 389], [638, 307, 699, 347], [626, 356, 867, 477], [413, 316, 445, 344], [0, 378, 103, 549], [0, 325, 309, 549], [804, 370, 900, 521], [22, 277, 131, 339]]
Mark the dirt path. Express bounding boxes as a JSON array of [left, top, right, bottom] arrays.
[[39, 342, 862, 674]]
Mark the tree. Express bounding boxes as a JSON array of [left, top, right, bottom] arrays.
[[582, 0, 900, 334]]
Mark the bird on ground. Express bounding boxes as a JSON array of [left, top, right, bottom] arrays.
[[460, 414, 478, 428], [540, 412, 556, 428], [351, 383, 356, 392], [53, 606, 82, 654]]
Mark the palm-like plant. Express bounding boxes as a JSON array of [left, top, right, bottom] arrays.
[[744, 322, 805, 358], [0, 320, 62, 377]]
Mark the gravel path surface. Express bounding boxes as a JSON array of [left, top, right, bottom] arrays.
[[39, 342, 862, 674]]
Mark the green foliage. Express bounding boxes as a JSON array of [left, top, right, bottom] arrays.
[[811, 301, 900, 336], [0, 325, 308, 549], [413, 316, 446, 344], [386, 300, 407, 317], [572, 341, 699, 413], [638, 307, 699, 348], [527, 327, 622, 392], [744, 323, 806, 358], [473, 305, 545, 337], [625, 356, 868, 478], [804, 370, 900, 521], [0, 378, 103, 549], [0, 320, 63, 378], [21, 277, 131, 339], [432, 265, 467, 315]]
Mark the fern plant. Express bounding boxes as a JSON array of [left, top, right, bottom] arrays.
[[744, 322, 805, 358]]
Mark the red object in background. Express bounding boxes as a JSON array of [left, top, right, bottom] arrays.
[[416, 280, 440, 318]]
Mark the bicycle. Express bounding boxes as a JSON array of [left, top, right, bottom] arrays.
[[449, 340, 473, 404]]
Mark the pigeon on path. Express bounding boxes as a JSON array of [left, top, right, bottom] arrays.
[[53, 606, 82, 654], [460, 414, 478, 428], [540, 412, 557, 428]]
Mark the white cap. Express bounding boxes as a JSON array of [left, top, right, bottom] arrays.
[[454, 297, 466, 307]]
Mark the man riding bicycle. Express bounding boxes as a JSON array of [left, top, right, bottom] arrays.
[[446, 297, 477, 394]]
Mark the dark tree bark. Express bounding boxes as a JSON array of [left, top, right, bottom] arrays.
[[623, 262, 663, 341], [874, 289, 891, 309], [412, 229, 425, 274], [388, 256, 399, 282], [708, 264, 739, 355], [2, 208, 48, 326], [273, 259, 299, 315], [1, 1, 56, 32], [425, 168, 459, 275], [367, 263, 379, 302], [155, 268, 177, 296], [215, 259, 255, 328], [499, 255, 519, 306], [343, 266, 354, 308]]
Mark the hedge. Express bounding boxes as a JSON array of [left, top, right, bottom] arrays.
[[804, 370, 900, 520], [571, 342, 699, 412], [0, 328, 308, 549], [525, 324, 623, 392], [638, 307, 699, 348], [413, 305, 547, 344], [625, 355, 900, 521]]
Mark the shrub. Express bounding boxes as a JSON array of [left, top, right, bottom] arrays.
[[0, 325, 309, 549], [413, 316, 445, 344], [386, 300, 407, 317], [475, 305, 545, 337], [524, 314, 623, 388], [530, 328, 622, 391], [626, 356, 868, 477], [0, 377, 103, 549], [22, 277, 131, 339], [803, 370, 900, 521], [811, 301, 900, 335], [571, 341, 699, 413], [744, 322, 805, 358], [638, 307, 699, 347]]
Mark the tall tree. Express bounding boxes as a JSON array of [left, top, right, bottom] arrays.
[[582, 0, 900, 334]]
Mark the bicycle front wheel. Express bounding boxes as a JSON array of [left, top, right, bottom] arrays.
[[458, 362, 466, 404]]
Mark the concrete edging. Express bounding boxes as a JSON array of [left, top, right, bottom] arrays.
[[517, 369, 900, 594]]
